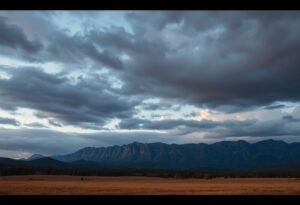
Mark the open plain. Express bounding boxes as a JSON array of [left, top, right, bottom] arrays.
[[0, 175, 299, 195]]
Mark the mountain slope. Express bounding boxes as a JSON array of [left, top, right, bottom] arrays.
[[0, 157, 72, 169], [29, 157, 72, 168], [0, 157, 27, 166], [26, 154, 45, 161], [53, 140, 300, 169]]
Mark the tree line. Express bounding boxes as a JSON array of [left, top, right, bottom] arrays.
[[1, 164, 300, 178]]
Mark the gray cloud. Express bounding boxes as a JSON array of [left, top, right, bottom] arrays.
[[25, 122, 47, 128], [0, 16, 42, 54], [1, 116, 300, 158], [119, 11, 300, 112], [118, 118, 255, 130], [0, 128, 172, 156], [48, 119, 62, 127], [0, 67, 138, 127], [139, 101, 181, 111], [0, 13, 124, 70], [0, 128, 87, 155], [204, 118, 300, 139], [2, 11, 299, 111], [0, 117, 20, 126], [264, 104, 286, 110], [119, 117, 300, 140], [282, 115, 300, 122], [46, 32, 124, 70]]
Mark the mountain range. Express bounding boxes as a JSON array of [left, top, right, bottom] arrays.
[[1, 139, 300, 171], [52, 139, 300, 170]]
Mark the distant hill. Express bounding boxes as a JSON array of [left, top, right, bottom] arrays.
[[52, 139, 300, 170]]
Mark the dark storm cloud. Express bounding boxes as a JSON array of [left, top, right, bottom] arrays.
[[282, 115, 300, 122], [46, 32, 124, 70], [25, 122, 47, 128], [0, 16, 42, 53], [88, 25, 168, 56], [203, 117, 300, 139], [0, 13, 123, 70], [119, 117, 300, 140], [126, 11, 183, 31], [139, 101, 181, 111], [0, 117, 20, 126], [3, 11, 299, 111], [264, 104, 286, 110], [119, 11, 300, 112], [1, 11, 300, 112], [118, 118, 256, 130], [0, 67, 138, 126]]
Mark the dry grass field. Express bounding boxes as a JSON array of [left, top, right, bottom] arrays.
[[0, 175, 299, 195]]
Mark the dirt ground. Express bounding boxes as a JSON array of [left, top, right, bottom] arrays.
[[0, 175, 299, 195]]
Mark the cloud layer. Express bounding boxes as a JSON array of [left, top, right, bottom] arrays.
[[0, 11, 300, 157]]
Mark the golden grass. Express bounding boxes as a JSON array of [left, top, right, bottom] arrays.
[[0, 175, 299, 195]]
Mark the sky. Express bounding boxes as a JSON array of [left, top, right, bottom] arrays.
[[0, 11, 300, 159]]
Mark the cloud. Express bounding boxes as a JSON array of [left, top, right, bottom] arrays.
[[118, 118, 255, 130], [0, 128, 171, 157], [119, 11, 300, 112], [1, 11, 300, 111], [0, 13, 124, 70], [0, 11, 300, 158], [0, 128, 86, 155], [282, 115, 300, 122], [264, 104, 286, 110], [1, 115, 299, 158], [0, 66, 138, 127], [46, 32, 124, 70], [0, 117, 20, 126], [48, 119, 62, 127], [203, 118, 300, 139], [25, 122, 47, 128], [119, 116, 300, 141], [0, 16, 43, 54]]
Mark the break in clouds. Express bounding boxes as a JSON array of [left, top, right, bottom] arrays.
[[0, 11, 300, 158]]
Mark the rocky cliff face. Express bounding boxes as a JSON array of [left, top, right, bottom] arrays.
[[53, 140, 300, 169]]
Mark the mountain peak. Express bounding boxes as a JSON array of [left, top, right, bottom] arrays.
[[130, 141, 143, 145], [26, 154, 45, 161], [236, 140, 249, 144], [255, 139, 287, 145]]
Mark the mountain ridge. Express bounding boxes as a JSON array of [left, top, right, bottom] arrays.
[[26, 154, 45, 161], [48, 139, 300, 169]]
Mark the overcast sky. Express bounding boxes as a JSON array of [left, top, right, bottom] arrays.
[[0, 11, 300, 158]]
